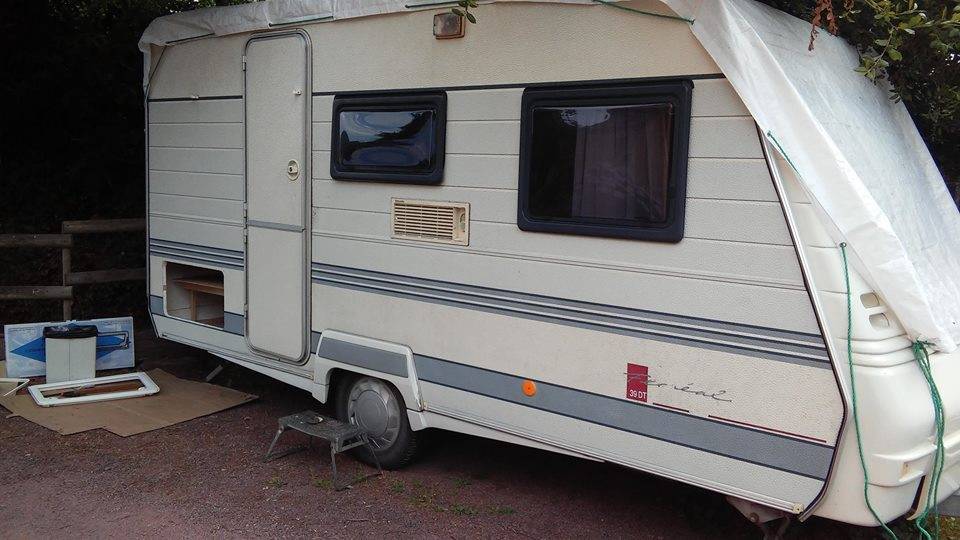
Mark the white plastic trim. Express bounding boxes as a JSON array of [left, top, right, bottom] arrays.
[[28, 372, 160, 407]]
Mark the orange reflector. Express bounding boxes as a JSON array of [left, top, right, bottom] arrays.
[[522, 380, 537, 397]]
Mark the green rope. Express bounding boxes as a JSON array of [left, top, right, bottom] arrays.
[[840, 242, 899, 540], [770, 129, 949, 539], [590, 0, 694, 24], [842, 243, 948, 539], [766, 131, 802, 174], [913, 338, 946, 540]]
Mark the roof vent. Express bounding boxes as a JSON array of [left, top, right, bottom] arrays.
[[391, 198, 469, 246]]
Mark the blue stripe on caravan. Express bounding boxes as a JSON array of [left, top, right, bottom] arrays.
[[310, 265, 830, 370], [312, 263, 823, 344], [149, 239, 244, 270], [150, 250, 244, 270], [150, 239, 243, 259], [414, 354, 834, 480]]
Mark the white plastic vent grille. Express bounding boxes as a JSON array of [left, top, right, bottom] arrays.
[[391, 198, 470, 245]]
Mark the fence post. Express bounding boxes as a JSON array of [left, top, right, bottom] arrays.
[[62, 239, 73, 320], [0, 219, 144, 322]]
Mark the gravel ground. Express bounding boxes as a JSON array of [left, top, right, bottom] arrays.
[[0, 331, 937, 539]]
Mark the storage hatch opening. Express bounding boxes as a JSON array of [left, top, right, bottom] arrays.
[[164, 262, 226, 328]]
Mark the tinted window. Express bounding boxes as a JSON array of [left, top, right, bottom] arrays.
[[518, 82, 692, 242], [528, 103, 673, 224], [331, 93, 446, 184], [338, 109, 436, 172]]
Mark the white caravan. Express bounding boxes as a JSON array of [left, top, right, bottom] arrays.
[[140, 0, 960, 528]]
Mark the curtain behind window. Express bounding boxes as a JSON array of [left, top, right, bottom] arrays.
[[569, 104, 672, 224]]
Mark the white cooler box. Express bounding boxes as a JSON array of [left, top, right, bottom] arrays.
[[43, 324, 98, 383]]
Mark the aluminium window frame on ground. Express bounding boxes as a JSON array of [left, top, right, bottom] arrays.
[[329, 91, 447, 184], [517, 80, 693, 243]]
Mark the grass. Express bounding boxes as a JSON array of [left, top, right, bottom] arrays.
[[490, 505, 516, 516], [451, 503, 479, 516], [312, 477, 333, 490], [266, 476, 286, 488], [454, 476, 473, 488], [408, 482, 449, 513], [390, 480, 406, 494], [939, 515, 960, 538]]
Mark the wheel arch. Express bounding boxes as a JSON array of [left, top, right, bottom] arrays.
[[312, 329, 423, 412]]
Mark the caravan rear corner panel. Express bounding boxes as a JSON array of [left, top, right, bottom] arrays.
[[141, 0, 955, 527]]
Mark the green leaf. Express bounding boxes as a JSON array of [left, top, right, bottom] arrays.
[[451, 7, 464, 16], [465, 11, 476, 24], [887, 49, 902, 60]]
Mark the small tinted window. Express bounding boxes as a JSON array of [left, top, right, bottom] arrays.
[[518, 82, 692, 242], [331, 93, 446, 183]]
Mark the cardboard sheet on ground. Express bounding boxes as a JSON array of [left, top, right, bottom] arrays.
[[0, 366, 257, 436]]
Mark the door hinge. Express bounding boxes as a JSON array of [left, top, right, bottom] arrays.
[[241, 55, 247, 71]]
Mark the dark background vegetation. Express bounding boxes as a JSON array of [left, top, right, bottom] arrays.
[[0, 0, 242, 329], [0, 0, 956, 330]]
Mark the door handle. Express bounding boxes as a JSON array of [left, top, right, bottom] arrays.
[[286, 160, 300, 181]]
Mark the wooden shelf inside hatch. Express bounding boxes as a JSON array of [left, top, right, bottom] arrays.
[[172, 277, 224, 297], [172, 277, 224, 324]]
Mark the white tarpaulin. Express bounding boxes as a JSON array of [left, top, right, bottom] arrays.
[[140, 0, 960, 351], [660, 0, 960, 351]]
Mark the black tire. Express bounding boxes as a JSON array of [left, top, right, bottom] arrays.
[[335, 374, 421, 469]]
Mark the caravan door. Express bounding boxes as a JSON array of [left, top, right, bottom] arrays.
[[243, 33, 310, 362]]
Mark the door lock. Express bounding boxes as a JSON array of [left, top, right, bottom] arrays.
[[286, 160, 300, 181]]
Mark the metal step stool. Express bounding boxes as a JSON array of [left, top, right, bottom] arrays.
[[264, 410, 383, 490]]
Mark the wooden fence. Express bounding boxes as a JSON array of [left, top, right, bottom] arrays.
[[0, 218, 146, 320]]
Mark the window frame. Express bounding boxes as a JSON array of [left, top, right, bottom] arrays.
[[330, 91, 447, 184], [517, 80, 693, 243]]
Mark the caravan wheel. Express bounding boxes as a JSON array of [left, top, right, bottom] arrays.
[[335, 375, 421, 469]]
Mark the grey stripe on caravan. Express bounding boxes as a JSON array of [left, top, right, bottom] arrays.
[[312, 264, 823, 346], [223, 312, 244, 335], [317, 337, 408, 377], [414, 355, 833, 480], [149, 296, 245, 336], [149, 294, 164, 315], [150, 249, 244, 269], [150, 238, 244, 259], [311, 268, 830, 369]]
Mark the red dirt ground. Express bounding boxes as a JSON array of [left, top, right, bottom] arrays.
[[0, 331, 916, 538]]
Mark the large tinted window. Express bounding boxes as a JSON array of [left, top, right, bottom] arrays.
[[518, 82, 692, 242], [331, 93, 446, 184]]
